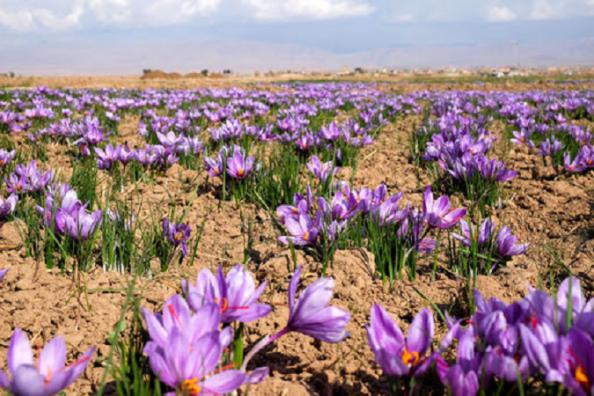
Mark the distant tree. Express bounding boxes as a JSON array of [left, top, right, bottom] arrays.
[[354, 67, 365, 74], [201, 69, 209, 76], [142, 69, 152, 76], [223, 69, 232, 75]]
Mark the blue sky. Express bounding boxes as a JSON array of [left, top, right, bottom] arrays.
[[0, 0, 593, 74]]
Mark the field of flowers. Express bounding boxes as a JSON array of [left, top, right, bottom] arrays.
[[0, 81, 592, 395]]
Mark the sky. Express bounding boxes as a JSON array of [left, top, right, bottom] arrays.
[[0, 0, 593, 74]]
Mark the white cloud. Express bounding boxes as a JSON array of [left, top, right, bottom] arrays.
[[486, 5, 517, 22], [395, 13, 414, 22], [145, 0, 221, 24], [89, 0, 130, 24], [1, 0, 594, 32], [90, 0, 221, 26], [529, 0, 559, 20], [241, 0, 373, 20], [0, 0, 83, 31], [0, 7, 34, 31], [33, 0, 84, 29]]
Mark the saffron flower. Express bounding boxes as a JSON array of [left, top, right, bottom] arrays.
[[145, 326, 246, 396], [278, 213, 319, 247], [0, 268, 7, 281], [285, 266, 350, 342], [6, 161, 53, 194], [496, 226, 528, 258], [367, 305, 434, 377], [61, 207, 103, 241], [94, 144, 120, 169], [0, 149, 15, 168], [306, 155, 336, 183], [203, 150, 225, 178], [0, 194, 18, 220], [182, 264, 272, 323], [143, 296, 228, 352], [241, 266, 350, 371], [422, 186, 466, 229], [226, 146, 254, 180], [143, 297, 266, 394], [162, 218, 191, 256], [0, 329, 95, 396], [564, 328, 594, 395], [452, 218, 494, 247]]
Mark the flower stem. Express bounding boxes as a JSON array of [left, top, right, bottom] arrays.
[[240, 327, 289, 371]]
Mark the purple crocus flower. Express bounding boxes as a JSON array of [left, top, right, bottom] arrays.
[[422, 186, 466, 229], [564, 328, 594, 395], [370, 193, 407, 226], [306, 155, 336, 183], [6, 161, 53, 194], [435, 329, 481, 396], [162, 218, 191, 256], [519, 323, 568, 384], [0, 194, 18, 220], [143, 300, 246, 396], [226, 146, 255, 180], [146, 328, 246, 396], [203, 150, 225, 178], [0, 268, 7, 281], [143, 294, 269, 390], [496, 226, 528, 258], [182, 264, 272, 323], [241, 266, 350, 372], [94, 144, 120, 169], [0, 149, 16, 168], [278, 213, 319, 246], [453, 218, 495, 247], [0, 329, 95, 396], [156, 131, 184, 148], [554, 277, 594, 336], [58, 206, 102, 241], [143, 296, 230, 352], [285, 266, 350, 342], [367, 304, 434, 377]]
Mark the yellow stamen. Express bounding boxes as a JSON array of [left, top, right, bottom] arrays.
[[401, 348, 420, 367], [181, 378, 201, 396], [175, 231, 183, 242], [575, 365, 591, 390], [237, 168, 245, 177], [303, 231, 309, 241]]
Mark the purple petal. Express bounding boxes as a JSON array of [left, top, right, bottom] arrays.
[[407, 308, 434, 355], [202, 370, 246, 394], [8, 329, 34, 374]]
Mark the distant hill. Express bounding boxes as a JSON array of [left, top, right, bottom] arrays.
[[2, 37, 593, 75]]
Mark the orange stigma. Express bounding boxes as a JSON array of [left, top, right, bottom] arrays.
[[44, 367, 52, 385], [167, 304, 181, 325], [575, 365, 591, 391], [220, 297, 229, 313], [175, 231, 184, 242], [181, 378, 201, 395], [530, 314, 538, 329], [401, 348, 420, 367], [303, 231, 309, 241]]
